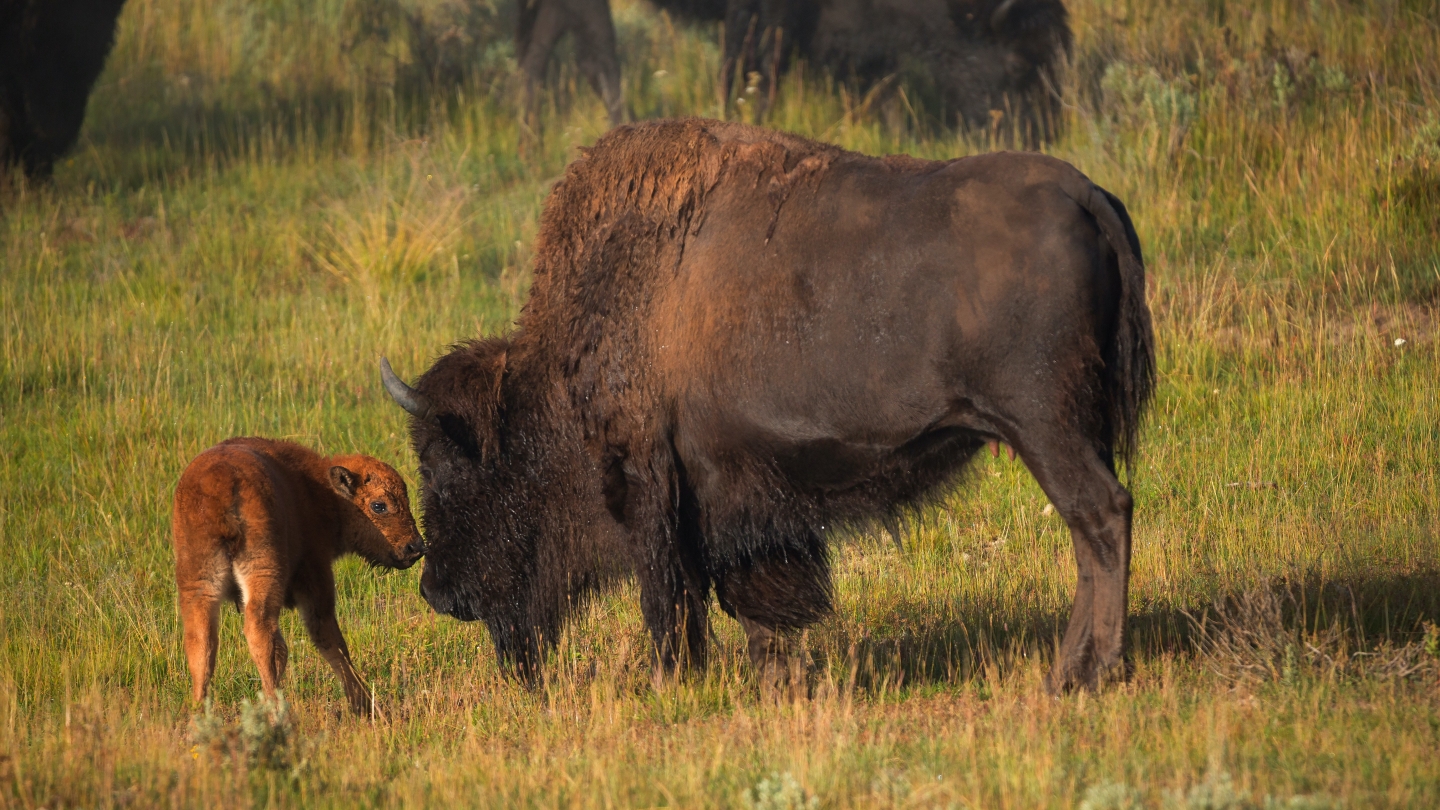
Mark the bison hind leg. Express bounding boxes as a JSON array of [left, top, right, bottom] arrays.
[[180, 586, 223, 704], [1007, 424, 1134, 693]]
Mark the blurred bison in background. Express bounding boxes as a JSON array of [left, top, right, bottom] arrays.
[[653, 0, 1071, 143], [519, 0, 626, 133], [383, 118, 1153, 693], [346, 0, 626, 133], [650, 0, 811, 118], [0, 0, 128, 177]]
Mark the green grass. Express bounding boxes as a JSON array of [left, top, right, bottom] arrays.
[[2, 0, 1439, 806]]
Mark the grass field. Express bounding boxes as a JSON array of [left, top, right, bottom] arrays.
[[2, 0, 1439, 806]]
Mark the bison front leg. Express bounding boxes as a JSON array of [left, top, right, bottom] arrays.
[[297, 577, 372, 716], [572, 0, 626, 126], [716, 546, 832, 696], [610, 443, 710, 683], [636, 550, 711, 683], [735, 615, 806, 697], [517, 0, 566, 152]]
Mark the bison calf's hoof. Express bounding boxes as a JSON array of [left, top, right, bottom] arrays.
[[172, 437, 423, 715]]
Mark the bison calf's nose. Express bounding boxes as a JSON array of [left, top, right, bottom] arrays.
[[405, 539, 425, 558]]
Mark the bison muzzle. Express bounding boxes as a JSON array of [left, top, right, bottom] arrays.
[[384, 118, 1154, 693]]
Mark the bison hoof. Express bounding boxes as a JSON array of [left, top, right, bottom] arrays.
[[1044, 656, 1130, 695]]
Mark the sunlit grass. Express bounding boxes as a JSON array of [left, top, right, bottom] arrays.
[[1, 0, 1438, 805]]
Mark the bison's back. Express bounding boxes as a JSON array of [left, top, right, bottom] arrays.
[[658, 150, 1112, 431]]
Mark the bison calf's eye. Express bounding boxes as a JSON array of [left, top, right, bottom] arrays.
[[370, 501, 388, 515]]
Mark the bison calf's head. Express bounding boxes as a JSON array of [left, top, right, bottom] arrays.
[[328, 457, 425, 570]]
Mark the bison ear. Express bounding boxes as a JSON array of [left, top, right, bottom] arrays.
[[329, 466, 360, 498]]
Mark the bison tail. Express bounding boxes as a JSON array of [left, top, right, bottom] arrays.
[[1070, 180, 1156, 473]]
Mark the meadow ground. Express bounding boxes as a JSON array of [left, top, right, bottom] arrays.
[[2, 0, 1439, 806]]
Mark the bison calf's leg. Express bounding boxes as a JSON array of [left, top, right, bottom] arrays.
[[179, 587, 222, 704], [1017, 432, 1134, 693], [239, 574, 290, 699], [298, 584, 371, 716]]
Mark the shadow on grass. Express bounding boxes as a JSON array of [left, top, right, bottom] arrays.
[[818, 566, 1440, 694], [74, 71, 526, 189]]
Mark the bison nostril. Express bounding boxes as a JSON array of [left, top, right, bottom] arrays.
[[405, 539, 425, 557]]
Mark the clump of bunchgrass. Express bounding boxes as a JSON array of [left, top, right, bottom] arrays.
[[1189, 584, 1440, 686], [1187, 587, 1306, 685], [187, 693, 297, 773], [238, 692, 294, 772], [741, 771, 819, 810], [314, 152, 468, 320], [1167, 770, 1250, 810], [1080, 780, 1144, 810]]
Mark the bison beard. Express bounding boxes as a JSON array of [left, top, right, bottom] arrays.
[[385, 118, 1154, 692], [1, 0, 128, 178]]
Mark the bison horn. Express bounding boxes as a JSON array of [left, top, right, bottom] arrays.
[[380, 357, 433, 419], [990, 0, 1019, 30]]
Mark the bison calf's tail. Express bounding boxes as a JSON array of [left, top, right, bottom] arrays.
[[1067, 179, 1156, 472]]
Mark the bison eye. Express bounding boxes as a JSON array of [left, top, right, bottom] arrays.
[[419, 466, 433, 482], [370, 501, 388, 515]]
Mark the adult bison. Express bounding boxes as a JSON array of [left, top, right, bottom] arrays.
[[0, 0, 128, 177], [383, 118, 1153, 693], [654, 0, 1071, 143]]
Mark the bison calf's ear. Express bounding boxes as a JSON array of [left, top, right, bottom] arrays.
[[329, 466, 361, 498]]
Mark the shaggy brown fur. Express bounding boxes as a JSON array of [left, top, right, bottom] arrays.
[[385, 118, 1153, 692], [172, 438, 423, 715]]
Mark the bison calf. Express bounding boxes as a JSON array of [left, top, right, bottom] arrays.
[[172, 437, 423, 715]]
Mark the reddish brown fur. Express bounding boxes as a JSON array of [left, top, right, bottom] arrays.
[[171, 437, 422, 715]]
